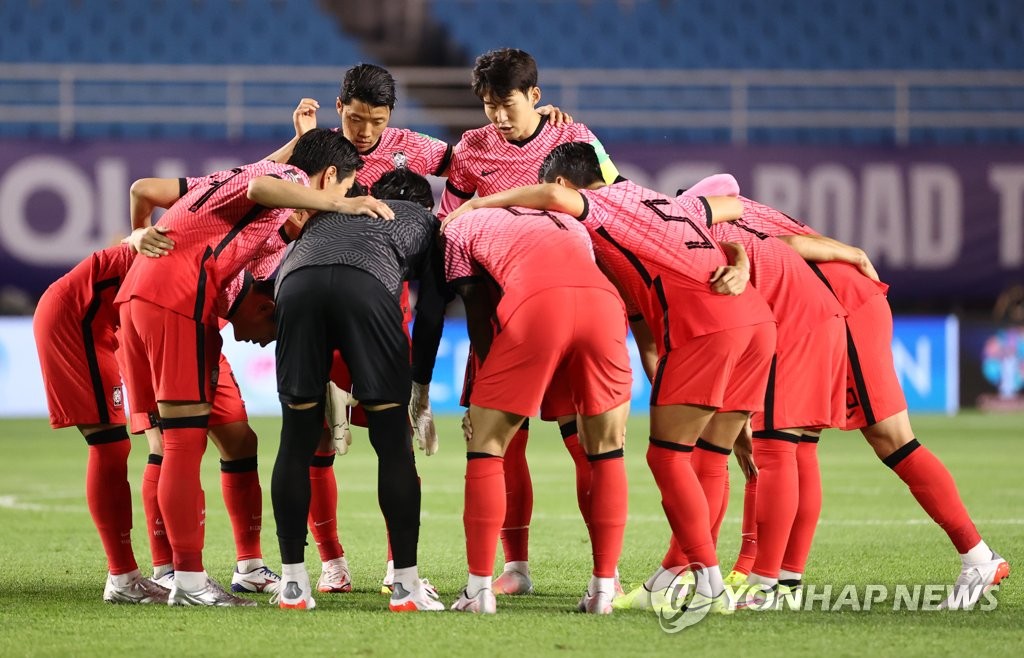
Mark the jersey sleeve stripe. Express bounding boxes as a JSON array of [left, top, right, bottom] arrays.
[[697, 196, 714, 228], [577, 193, 590, 221], [433, 144, 454, 177], [178, 178, 188, 199], [445, 179, 474, 200]]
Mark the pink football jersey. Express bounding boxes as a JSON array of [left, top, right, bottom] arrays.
[[117, 161, 309, 320], [439, 116, 616, 217], [737, 195, 888, 313], [579, 181, 775, 350], [443, 205, 615, 325], [709, 220, 846, 348], [351, 126, 452, 188]]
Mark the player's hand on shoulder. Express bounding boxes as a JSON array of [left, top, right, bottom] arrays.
[[708, 264, 749, 295], [293, 98, 319, 136], [537, 104, 574, 126], [440, 199, 478, 234], [855, 249, 880, 282], [334, 195, 396, 220], [126, 225, 174, 257]]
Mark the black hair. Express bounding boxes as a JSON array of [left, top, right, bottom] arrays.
[[371, 169, 435, 210], [340, 63, 397, 109], [538, 142, 603, 187], [471, 48, 538, 101], [287, 128, 363, 179], [347, 180, 367, 197], [226, 272, 274, 319]]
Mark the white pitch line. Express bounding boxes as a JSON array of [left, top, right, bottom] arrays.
[[0, 495, 84, 513], [3, 494, 1022, 527]]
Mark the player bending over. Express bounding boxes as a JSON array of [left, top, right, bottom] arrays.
[[443, 201, 632, 615]]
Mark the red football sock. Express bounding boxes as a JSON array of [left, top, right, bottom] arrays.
[[465, 455, 505, 577], [694, 439, 731, 545], [782, 437, 823, 574], [142, 455, 173, 569], [561, 422, 593, 529], [732, 475, 758, 575], [886, 439, 981, 553], [159, 419, 208, 573], [588, 451, 627, 578], [500, 424, 532, 563], [750, 435, 800, 579], [85, 430, 136, 575], [663, 536, 688, 570], [220, 457, 262, 563], [308, 451, 344, 562], [646, 440, 718, 569]]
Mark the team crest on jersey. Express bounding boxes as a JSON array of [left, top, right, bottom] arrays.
[[392, 151, 409, 169], [111, 386, 123, 409], [283, 169, 303, 184]]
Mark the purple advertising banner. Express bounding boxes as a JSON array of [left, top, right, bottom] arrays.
[[0, 140, 1021, 306]]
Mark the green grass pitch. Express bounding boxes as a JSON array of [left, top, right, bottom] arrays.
[[0, 413, 1020, 657]]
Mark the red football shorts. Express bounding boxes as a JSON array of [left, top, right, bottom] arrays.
[[34, 283, 126, 429], [652, 321, 777, 411], [842, 294, 907, 430], [208, 354, 248, 426], [470, 287, 632, 419], [752, 315, 847, 432], [126, 352, 248, 433], [118, 298, 222, 414]]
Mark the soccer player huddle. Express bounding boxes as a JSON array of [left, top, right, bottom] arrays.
[[34, 48, 1008, 615]]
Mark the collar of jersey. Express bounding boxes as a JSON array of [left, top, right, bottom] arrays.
[[506, 114, 548, 148]]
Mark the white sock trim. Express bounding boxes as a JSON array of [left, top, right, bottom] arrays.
[[467, 574, 492, 597]]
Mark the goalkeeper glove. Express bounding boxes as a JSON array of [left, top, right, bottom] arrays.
[[325, 381, 357, 456], [408, 381, 438, 456]]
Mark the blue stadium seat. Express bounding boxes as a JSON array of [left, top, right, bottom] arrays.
[[428, 0, 1023, 70], [1, 0, 1020, 143], [0, 0, 366, 65]]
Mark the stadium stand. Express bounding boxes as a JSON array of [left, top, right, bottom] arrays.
[[426, 0, 1023, 71], [1, 0, 1021, 143], [424, 0, 1024, 143]]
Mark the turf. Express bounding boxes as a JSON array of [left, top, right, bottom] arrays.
[[0, 413, 1020, 657]]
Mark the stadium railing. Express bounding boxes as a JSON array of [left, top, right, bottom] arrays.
[[1, 64, 1022, 143]]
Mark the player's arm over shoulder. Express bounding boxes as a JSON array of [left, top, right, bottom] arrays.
[[687, 195, 744, 226], [777, 234, 879, 281], [442, 184, 586, 229], [126, 177, 186, 257], [130, 177, 185, 230]]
